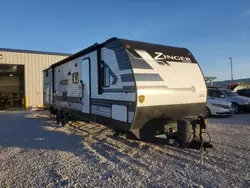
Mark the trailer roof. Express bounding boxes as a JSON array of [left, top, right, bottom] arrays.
[[120, 38, 189, 54], [49, 37, 197, 69]]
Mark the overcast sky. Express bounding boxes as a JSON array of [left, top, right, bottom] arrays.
[[1, 0, 250, 81]]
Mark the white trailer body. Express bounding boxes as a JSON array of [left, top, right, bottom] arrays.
[[43, 38, 207, 139]]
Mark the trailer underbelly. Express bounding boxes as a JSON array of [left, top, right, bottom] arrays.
[[131, 102, 206, 139]]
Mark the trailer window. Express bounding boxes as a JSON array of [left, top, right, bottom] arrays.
[[72, 72, 79, 84], [102, 66, 110, 87]]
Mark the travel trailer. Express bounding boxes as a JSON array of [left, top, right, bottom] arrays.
[[43, 37, 209, 143]]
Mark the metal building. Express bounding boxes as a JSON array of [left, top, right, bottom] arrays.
[[0, 48, 70, 109]]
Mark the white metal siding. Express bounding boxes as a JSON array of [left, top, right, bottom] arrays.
[[91, 105, 111, 118], [133, 49, 207, 107], [52, 44, 136, 120], [54, 51, 97, 111]]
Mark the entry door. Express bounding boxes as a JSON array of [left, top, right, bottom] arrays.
[[48, 84, 52, 104], [81, 59, 90, 114]]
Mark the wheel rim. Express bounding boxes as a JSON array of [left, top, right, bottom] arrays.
[[233, 105, 239, 113], [205, 107, 210, 117]]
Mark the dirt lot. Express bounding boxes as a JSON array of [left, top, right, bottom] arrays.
[[0, 110, 250, 187]]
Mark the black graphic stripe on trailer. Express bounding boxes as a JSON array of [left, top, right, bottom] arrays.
[[120, 38, 198, 64], [121, 74, 134, 82], [126, 50, 153, 69], [104, 40, 132, 71], [91, 99, 136, 111], [102, 86, 136, 93], [54, 96, 82, 103]]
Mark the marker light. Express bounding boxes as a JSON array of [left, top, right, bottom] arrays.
[[138, 95, 145, 103], [125, 44, 130, 49]]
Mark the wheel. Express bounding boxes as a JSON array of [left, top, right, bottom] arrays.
[[56, 112, 61, 124], [205, 107, 211, 117], [60, 117, 65, 127], [59, 112, 70, 127], [232, 103, 240, 114], [49, 107, 53, 115]]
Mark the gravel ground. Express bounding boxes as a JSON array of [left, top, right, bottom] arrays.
[[0, 110, 250, 187]]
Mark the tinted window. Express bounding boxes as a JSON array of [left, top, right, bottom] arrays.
[[214, 90, 224, 97], [221, 89, 238, 96], [208, 90, 223, 97], [245, 90, 250, 94], [243, 89, 250, 96], [208, 90, 214, 97]]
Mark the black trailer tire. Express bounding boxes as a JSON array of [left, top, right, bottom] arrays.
[[49, 107, 53, 115], [60, 113, 69, 127], [60, 118, 65, 127], [56, 112, 61, 124]]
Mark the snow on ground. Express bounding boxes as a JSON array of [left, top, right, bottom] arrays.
[[0, 110, 249, 187]]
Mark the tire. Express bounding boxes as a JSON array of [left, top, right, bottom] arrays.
[[60, 118, 65, 127], [49, 107, 53, 115], [56, 112, 61, 124], [205, 107, 211, 117], [59, 112, 69, 127], [232, 103, 240, 114]]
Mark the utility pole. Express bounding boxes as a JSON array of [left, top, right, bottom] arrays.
[[229, 57, 233, 85]]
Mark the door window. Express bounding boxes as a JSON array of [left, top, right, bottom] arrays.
[[208, 90, 223, 98], [214, 90, 223, 97]]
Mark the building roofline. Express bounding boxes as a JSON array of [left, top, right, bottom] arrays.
[[0, 47, 71, 56]]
